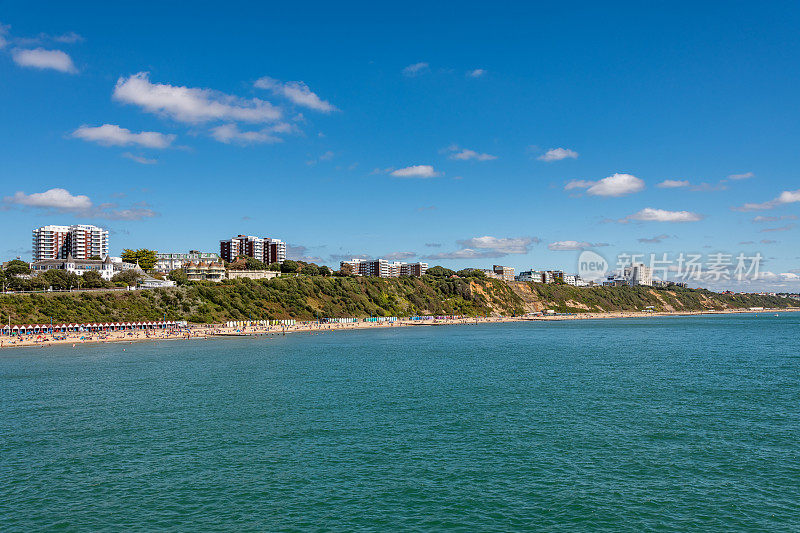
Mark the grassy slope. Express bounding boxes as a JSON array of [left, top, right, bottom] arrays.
[[0, 276, 794, 324], [509, 282, 795, 314]]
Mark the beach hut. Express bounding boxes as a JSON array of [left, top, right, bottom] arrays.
[[2, 324, 9, 335]]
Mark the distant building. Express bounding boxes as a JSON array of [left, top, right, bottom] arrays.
[[624, 263, 653, 286], [155, 250, 220, 273], [186, 261, 226, 282], [516, 270, 545, 282], [603, 274, 627, 287], [401, 262, 428, 277], [515, 269, 566, 283], [225, 270, 280, 281], [653, 280, 688, 289], [546, 270, 564, 284], [340, 258, 428, 278], [481, 269, 503, 280], [220, 235, 286, 265], [139, 277, 176, 289], [30, 254, 134, 281], [493, 265, 516, 282], [563, 274, 587, 286], [32, 224, 109, 261]]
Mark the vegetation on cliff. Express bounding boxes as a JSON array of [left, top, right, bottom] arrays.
[[510, 282, 795, 314], [0, 275, 794, 325]]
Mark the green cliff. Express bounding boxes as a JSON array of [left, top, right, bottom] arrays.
[[0, 276, 795, 324]]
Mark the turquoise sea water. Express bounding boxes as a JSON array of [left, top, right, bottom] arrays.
[[2, 314, 799, 531]]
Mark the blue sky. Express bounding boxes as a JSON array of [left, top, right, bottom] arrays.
[[2, 2, 799, 290]]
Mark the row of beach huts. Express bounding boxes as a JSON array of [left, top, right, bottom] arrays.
[[1, 320, 183, 335]]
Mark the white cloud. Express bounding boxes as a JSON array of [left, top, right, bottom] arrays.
[[0, 24, 9, 48], [457, 236, 537, 254], [96, 203, 159, 220], [564, 180, 594, 190], [727, 172, 754, 180], [210, 124, 282, 145], [384, 251, 416, 261], [113, 72, 282, 124], [426, 236, 539, 260], [548, 241, 606, 251], [753, 215, 797, 223], [657, 179, 690, 188], [538, 147, 578, 162], [446, 145, 497, 161], [425, 248, 492, 260], [71, 124, 175, 149], [626, 207, 704, 222], [735, 188, 800, 211], [4, 188, 91, 210], [566, 173, 645, 197], [402, 62, 429, 76], [467, 69, 486, 78], [759, 224, 795, 233], [12, 47, 77, 73], [390, 165, 441, 178], [53, 31, 84, 44], [2, 188, 158, 220], [122, 153, 157, 165], [254, 76, 336, 113]]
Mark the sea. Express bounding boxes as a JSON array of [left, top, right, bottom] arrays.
[[1, 314, 798, 531]]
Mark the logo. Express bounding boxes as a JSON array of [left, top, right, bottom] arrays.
[[578, 250, 609, 281]]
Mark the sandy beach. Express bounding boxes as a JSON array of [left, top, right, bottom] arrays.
[[1, 308, 797, 350]]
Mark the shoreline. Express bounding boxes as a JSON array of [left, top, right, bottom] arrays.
[[1, 307, 797, 351]]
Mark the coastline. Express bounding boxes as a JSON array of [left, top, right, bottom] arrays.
[[1, 307, 797, 351]]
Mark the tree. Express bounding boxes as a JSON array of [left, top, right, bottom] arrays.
[[457, 268, 486, 278], [319, 266, 332, 277], [121, 249, 158, 270], [4, 259, 31, 276], [426, 266, 455, 277], [268, 262, 282, 271], [112, 270, 143, 287], [41, 269, 82, 290], [168, 269, 189, 286], [280, 260, 300, 273], [337, 263, 354, 276], [81, 270, 106, 288], [244, 256, 266, 270], [302, 264, 320, 276]]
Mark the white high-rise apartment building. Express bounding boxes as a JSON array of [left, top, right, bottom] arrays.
[[624, 263, 653, 286], [32, 224, 109, 261], [340, 258, 428, 277]]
